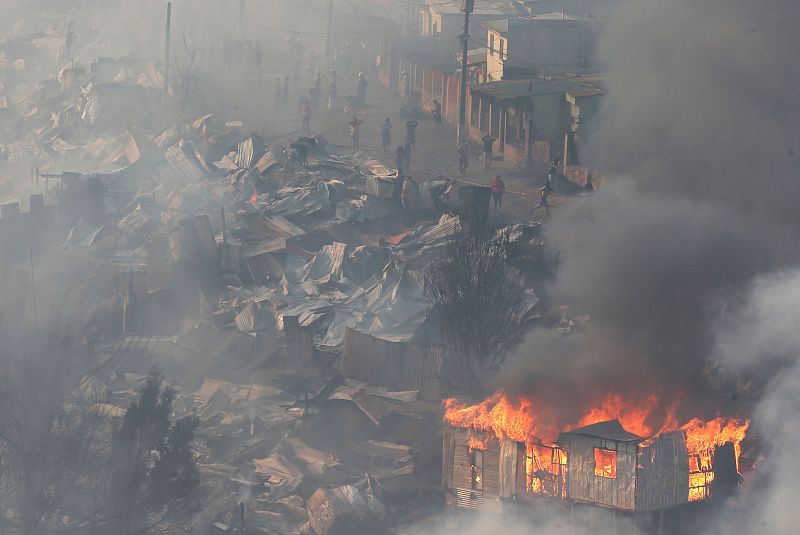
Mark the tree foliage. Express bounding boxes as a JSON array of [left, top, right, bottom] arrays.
[[109, 367, 199, 535], [423, 209, 528, 391]]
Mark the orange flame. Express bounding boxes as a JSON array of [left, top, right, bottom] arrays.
[[681, 417, 749, 502], [444, 393, 544, 448], [567, 393, 658, 437], [444, 391, 750, 503]]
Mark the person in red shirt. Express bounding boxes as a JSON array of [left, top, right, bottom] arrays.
[[491, 175, 505, 209], [348, 116, 363, 150]]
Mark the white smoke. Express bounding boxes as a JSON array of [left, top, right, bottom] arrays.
[[710, 269, 800, 535]]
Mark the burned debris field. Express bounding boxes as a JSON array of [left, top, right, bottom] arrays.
[[0, 1, 798, 534]]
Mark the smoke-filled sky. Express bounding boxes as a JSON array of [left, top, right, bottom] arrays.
[[589, 0, 800, 236], [493, 0, 800, 533]]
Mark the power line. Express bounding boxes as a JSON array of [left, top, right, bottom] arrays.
[[170, 5, 398, 35]]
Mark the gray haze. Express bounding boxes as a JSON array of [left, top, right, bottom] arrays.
[[587, 0, 800, 237], [707, 269, 800, 535]]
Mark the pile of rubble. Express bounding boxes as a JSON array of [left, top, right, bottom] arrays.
[[1, 26, 543, 533]]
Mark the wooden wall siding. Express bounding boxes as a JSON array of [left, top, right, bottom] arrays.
[[341, 328, 448, 401], [636, 432, 690, 511], [499, 440, 525, 498], [563, 435, 637, 510], [447, 428, 504, 510]]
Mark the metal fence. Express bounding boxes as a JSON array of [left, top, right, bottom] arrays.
[[342, 328, 448, 401]]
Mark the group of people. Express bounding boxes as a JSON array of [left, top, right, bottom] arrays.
[[294, 69, 372, 138]]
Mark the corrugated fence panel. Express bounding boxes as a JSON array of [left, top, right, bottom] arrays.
[[342, 328, 447, 401]]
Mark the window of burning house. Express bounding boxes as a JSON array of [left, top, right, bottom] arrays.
[[688, 453, 714, 501], [526, 445, 568, 498], [470, 449, 484, 490], [594, 448, 617, 479]]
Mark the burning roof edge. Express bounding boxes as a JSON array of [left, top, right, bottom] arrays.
[[559, 419, 644, 443]]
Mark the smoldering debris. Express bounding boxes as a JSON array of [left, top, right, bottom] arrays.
[[0, 6, 547, 532]]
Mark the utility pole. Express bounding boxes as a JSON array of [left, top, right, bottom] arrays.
[[456, 0, 473, 147], [239, 0, 245, 33], [29, 246, 38, 331], [163, 2, 172, 106], [325, 0, 334, 66]]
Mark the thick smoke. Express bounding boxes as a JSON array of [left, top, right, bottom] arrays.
[[586, 0, 800, 236], [707, 269, 800, 535], [497, 0, 799, 420], [398, 505, 635, 535], [496, 183, 762, 427]]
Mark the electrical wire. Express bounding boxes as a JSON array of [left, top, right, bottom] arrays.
[[170, 5, 398, 35]]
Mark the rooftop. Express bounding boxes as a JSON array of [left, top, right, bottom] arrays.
[[471, 77, 601, 99], [429, 0, 512, 16], [483, 15, 587, 35], [560, 419, 644, 443]]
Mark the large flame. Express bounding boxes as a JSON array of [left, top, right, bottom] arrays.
[[444, 391, 750, 503]]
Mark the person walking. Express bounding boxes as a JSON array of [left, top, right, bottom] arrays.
[[381, 118, 392, 157], [403, 141, 413, 171], [282, 76, 289, 105], [538, 183, 552, 215], [356, 72, 368, 106], [548, 157, 560, 186], [491, 175, 505, 210], [299, 99, 311, 134], [327, 81, 338, 116], [309, 73, 321, 109], [432, 99, 442, 131], [482, 133, 496, 170], [457, 140, 469, 175], [406, 120, 418, 151], [348, 116, 363, 151], [394, 144, 407, 174]]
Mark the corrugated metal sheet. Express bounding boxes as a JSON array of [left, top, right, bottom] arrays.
[[341, 328, 448, 401], [560, 433, 637, 511], [261, 215, 306, 238], [255, 149, 280, 174], [240, 238, 287, 259], [418, 214, 459, 244], [237, 135, 264, 169], [636, 432, 689, 511], [165, 142, 207, 181], [168, 219, 201, 263]]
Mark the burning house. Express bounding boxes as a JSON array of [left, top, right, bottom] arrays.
[[442, 394, 749, 521]]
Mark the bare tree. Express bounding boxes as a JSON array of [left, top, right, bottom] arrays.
[[0, 326, 105, 535], [424, 209, 528, 392], [174, 34, 199, 119]]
